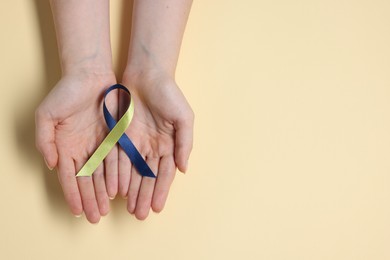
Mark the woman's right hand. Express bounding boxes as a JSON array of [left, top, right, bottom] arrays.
[[35, 71, 118, 223]]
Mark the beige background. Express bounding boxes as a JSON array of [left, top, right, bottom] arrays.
[[1, 0, 390, 259]]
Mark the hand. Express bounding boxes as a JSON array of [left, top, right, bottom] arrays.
[[35, 72, 118, 223], [118, 71, 194, 220]]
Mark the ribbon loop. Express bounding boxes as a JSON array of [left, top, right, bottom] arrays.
[[76, 84, 156, 178]]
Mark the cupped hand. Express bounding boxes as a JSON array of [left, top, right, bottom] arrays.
[[118, 72, 194, 220], [35, 72, 118, 223]]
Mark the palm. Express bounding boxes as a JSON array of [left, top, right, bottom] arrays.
[[44, 76, 108, 162], [128, 93, 176, 159], [54, 95, 105, 162], [36, 74, 117, 223]]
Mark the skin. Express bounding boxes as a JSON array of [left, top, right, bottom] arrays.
[[36, 0, 116, 223], [120, 0, 194, 220], [36, 0, 194, 223]]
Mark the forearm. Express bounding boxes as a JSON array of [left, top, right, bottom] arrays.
[[126, 0, 193, 78], [50, 0, 113, 75]]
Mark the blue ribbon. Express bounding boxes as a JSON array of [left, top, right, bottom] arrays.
[[104, 84, 156, 178]]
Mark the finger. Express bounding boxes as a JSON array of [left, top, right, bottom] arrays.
[[118, 148, 132, 198], [174, 115, 194, 173], [35, 110, 58, 170], [57, 155, 83, 216], [93, 163, 110, 216], [127, 164, 143, 214], [152, 155, 176, 213], [76, 160, 101, 224], [135, 157, 159, 220], [104, 146, 118, 199]]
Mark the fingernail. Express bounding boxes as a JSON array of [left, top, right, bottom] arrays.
[[109, 196, 115, 200], [74, 214, 82, 218], [44, 158, 53, 171]]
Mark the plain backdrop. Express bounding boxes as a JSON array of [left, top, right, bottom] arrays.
[[1, 0, 390, 259]]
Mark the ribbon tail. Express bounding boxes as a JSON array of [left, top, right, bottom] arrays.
[[118, 134, 156, 178]]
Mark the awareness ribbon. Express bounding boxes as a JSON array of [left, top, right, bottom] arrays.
[[76, 84, 156, 178]]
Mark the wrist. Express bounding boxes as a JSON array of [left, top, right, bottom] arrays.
[[126, 44, 177, 80], [62, 68, 116, 89], [61, 59, 114, 77], [60, 55, 115, 84], [123, 66, 174, 88]]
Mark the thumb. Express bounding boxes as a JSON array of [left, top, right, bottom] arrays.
[[35, 109, 58, 170], [174, 115, 194, 173]]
